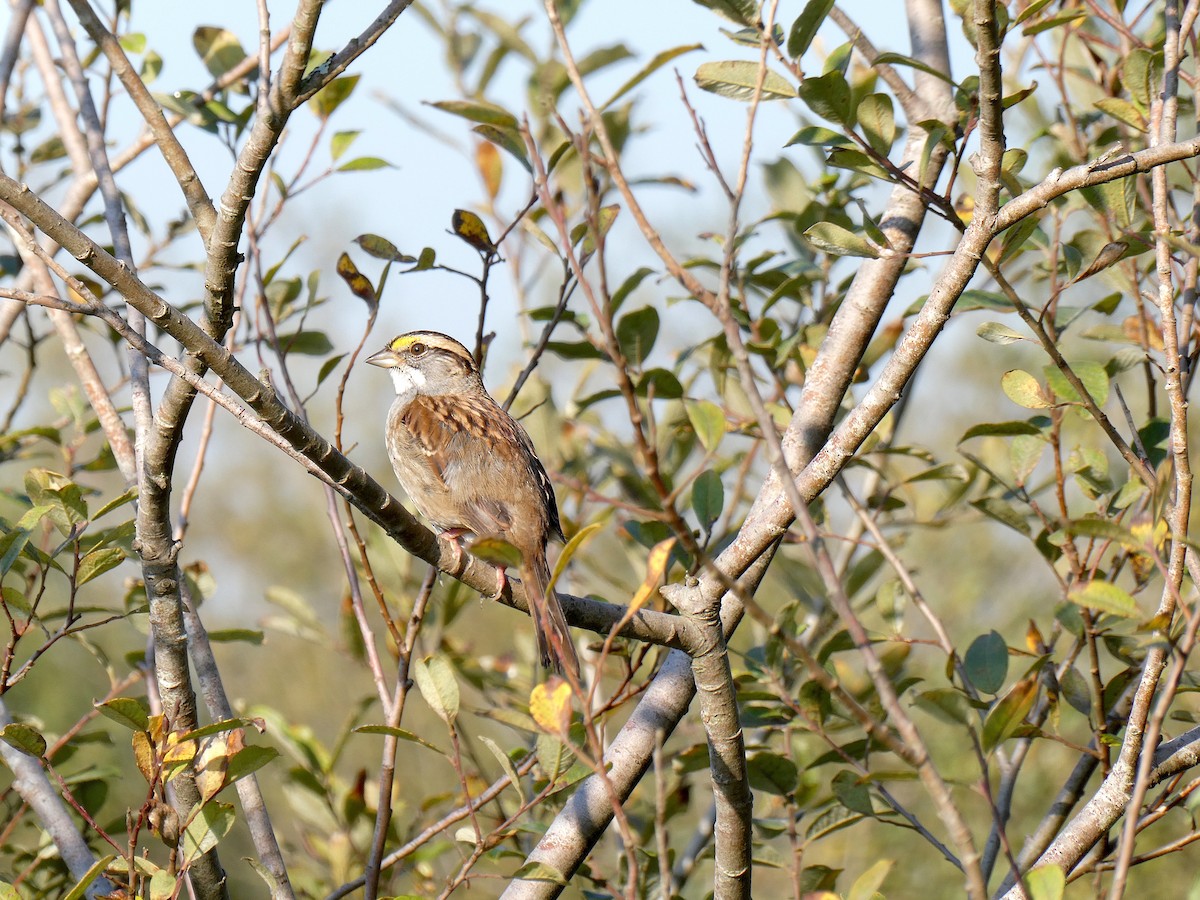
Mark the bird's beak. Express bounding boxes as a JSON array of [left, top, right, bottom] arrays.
[[365, 348, 397, 368]]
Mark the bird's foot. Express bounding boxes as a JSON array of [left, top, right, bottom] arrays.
[[486, 565, 509, 601], [439, 528, 468, 570]]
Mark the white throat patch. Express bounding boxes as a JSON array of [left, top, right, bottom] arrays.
[[389, 365, 427, 394]]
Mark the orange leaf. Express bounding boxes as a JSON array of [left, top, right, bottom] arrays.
[[476, 141, 502, 200]]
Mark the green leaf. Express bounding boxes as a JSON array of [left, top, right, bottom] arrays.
[[787, 0, 836, 58], [959, 420, 1042, 441], [1069, 581, 1139, 618], [1043, 360, 1109, 405], [611, 267, 655, 314], [77, 547, 125, 586], [964, 630, 1008, 694], [977, 322, 1025, 345], [281, 330, 334, 356], [616, 306, 659, 367], [511, 861, 569, 886], [602, 44, 704, 110], [413, 656, 460, 725], [429, 99, 519, 129], [873, 51, 957, 85], [479, 735, 526, 805], [747, 751, 798, 795], [206, 629, 265, 644], [192, 27, 247, 80], [691, 0, 758, 26], [971, 498, 1031, 536], [982, 678, 1037, 751], [797, 70, 851, 124], [1001, 369, 1052, 409], [118, 33, 147, 54], [546, 341, 606, 360], [96, 697, 150, 732], [61, 856, 117, 900], [337, 157, 392, 172], [857, 92, 895, 155], [694, 61, 797, 101], [784, 125, 855, 148], [330, 130, 359, 161], [1051, 517, 1142, 551], [182, 801, 236, 864], [1, 722, 47, 757], [802, 222, 877, 258], [831, 770, 873, 816], [468, 537, 523, 570], [913, 688, 973, 725], [308, 74, 360, 120], [956, 289, 1014, 312], [692, 470, 724, 533], [354, 724, 444, 754], [685, 399, 726, 452], [847, 859, 893, 900], [1025, 865, 1065, 900]]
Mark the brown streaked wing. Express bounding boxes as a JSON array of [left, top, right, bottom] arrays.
[[401, 393, 515, 482]]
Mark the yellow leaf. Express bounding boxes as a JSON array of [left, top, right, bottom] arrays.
[[628, 538, 676, 614], [451, 209, 496, 254], [132, 731, 155, 784], [530, 677, 573, 734]]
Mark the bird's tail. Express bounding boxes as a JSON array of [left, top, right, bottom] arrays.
[[524, 552, 581, 680]]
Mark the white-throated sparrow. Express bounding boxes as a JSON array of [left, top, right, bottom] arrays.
[[366, 331, 579, 676]]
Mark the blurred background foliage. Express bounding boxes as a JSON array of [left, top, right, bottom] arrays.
[[2, 0, 1200, 898]]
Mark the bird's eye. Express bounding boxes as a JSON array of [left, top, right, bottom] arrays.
[[410, 342, 426, 356]]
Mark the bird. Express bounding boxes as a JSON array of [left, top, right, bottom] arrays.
[[365, 330, 580, 677]]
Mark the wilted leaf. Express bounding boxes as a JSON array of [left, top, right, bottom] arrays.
[[336, 253, 376, 310], [451, 209, 496, 254]]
